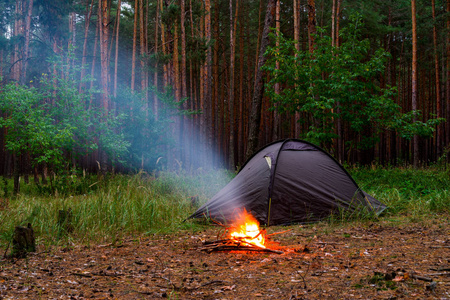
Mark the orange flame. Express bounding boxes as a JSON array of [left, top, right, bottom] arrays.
[[229, 209, 266, 248]]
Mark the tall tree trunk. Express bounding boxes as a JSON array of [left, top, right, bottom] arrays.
[[154, 0, 160, 120], [131, 0, 138, 92], [161, 0, 168, 88], [293, 0, 301, 138], [431, 0, 441, 157], [446, 0, 450, 149], [181, 0, 188, 167], [80, 0, 94, 93], [336, 0, 341, 47], [113, 0, 121, 98], [331, 0, 336, 48], [307, 0, 317, 54], [246, 0, 277, 159], [411, 0, 419, 167], [100, 0, 110, 174], [140, 0, 147, 100], [273, 0, 280, 141], [100, 0, 109, 110], [229, 0, 238, 169], [213, 0, 220, 162], [21, 0, 33, 85], [203, 0, 213, 167], [238, 4, 245, 164]]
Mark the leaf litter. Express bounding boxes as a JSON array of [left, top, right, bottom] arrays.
[[0, 216, 449, 299]]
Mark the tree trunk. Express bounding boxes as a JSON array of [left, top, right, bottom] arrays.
[[411, 0, 419, 167], [21, 0, 33, 85], [154, 0, 160, 120], [140, 0, 148, 101], [181, 0, 188, 167], [113, 0, 121, 98], [80, 0, 94, 93], [204, 0, 213, 167], [100, 0, 110, 174], [229, 0, 238, 169], [273, 0, 280, 141], [307, 0, 317, 54], [431, 0, 441, 157], [293, 0, 301, 138], [246, 0, 277, 159], [100, 0, 109, 110], [131, 0, 138, 92], [446, 0, 450, 149]]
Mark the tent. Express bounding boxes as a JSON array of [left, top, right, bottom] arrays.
[[189, 139, 386, 226]]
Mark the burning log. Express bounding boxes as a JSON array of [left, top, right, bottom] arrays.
[[200, 239, 283, 254], [200, 209, 284, 254]]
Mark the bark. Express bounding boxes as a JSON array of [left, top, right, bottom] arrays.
[[307, 0, 317, 54], [238, 3, 245, 164], [331, 0, 336, 48], [131, 0, 138, 92], [229, 0, 238, 169], [446, 0, 450, 148], [272, 0, 280, 141], [113, 0, 121, 98], [246, 0, 277, 159], [140, 0, 148, 101], [21, 0, 33, 85], [154, 0, 160, 120], [89, 16, 99, 109], [411, 0, 419, 167], [336, 0, 341, 47], [80, 0, 95, 93], [100, 0, 110, 110], [181, 0, 188, 166], [431, 0, 441, 156], [204, 0, 213, 167], [293, 0, 301, 137]]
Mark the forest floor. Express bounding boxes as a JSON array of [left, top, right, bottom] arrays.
[[1, 215, 449, 300]]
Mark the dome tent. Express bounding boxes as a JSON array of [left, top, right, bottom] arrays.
[[189, 139, 386, 226]]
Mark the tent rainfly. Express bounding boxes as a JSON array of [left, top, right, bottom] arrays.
[[189, 139, 386, 226]]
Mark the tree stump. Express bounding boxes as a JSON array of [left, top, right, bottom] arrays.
[[58, 208, 74, 235], [12, 223, 36, 258]]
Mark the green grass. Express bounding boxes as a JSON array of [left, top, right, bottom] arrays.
[[0, 170, 231, 249], [349, 166, 450, 216], [0, 166, 448, 251]]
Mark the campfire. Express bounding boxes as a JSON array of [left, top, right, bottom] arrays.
[[200, 209, 283, 254]]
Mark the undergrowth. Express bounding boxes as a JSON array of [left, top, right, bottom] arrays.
[[0, 166, 448, 250]]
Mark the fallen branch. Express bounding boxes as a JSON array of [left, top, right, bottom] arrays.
[[411, 274, 433, 282]]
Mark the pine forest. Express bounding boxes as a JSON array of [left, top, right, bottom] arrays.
[[0, 0, 449, 182]]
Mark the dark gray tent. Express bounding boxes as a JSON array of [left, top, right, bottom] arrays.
[[189, 139, 386, 226]]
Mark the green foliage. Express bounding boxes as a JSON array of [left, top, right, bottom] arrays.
[[264, 14, 443, 150], [0, 50, 130, 178]]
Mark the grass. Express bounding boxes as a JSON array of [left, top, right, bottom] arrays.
[[0, 166, 449, 251], [0, 170, 231, 249]]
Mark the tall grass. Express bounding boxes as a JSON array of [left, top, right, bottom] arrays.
[[349, 166, 450, 216], [0, 166, 448, 249], [0, 170, 231, 248]]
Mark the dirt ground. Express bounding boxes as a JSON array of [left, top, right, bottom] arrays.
[[1, 216, 449, 300]]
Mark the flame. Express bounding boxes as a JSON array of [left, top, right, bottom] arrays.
[[229, 209, 266, 248]]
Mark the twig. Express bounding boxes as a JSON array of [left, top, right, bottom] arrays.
[[425, 272, 450, 277], [267, 229, 293, 236], [71, 272, 93, 278], [411, 274, 433, 282]]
